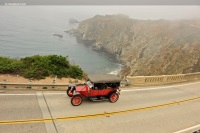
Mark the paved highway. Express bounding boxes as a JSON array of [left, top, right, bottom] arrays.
[[0, 82, 200, 133]]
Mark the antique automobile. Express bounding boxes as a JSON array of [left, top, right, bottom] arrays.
[[66, 74, 121, 106]]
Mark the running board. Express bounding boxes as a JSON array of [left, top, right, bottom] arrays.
[[90, 98, 108, 101]]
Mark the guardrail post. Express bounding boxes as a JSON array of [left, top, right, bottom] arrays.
[[52, 79, 55, 84], [29, 78, 32, 84], [52, 75, 57, 85], [52, 76, 57, 89], [28, 78, 32, 89], [3, 79, 7, 88]]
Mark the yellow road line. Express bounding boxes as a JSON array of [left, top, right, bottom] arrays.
[[0, 118, 53, 124], [1, 97, 200, 125]]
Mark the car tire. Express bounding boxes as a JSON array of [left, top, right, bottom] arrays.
[[109, 92, 119, 103], [71, 95, 82, 106], [66, 88, 73, 97]]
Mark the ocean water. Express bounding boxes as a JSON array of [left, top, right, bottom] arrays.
[[0, 6, 120, 74]]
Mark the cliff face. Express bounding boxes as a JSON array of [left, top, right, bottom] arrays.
[[72, 15, 200, 76]]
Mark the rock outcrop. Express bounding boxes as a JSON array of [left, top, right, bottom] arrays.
[[69, 15, 200, 77], [68, 18, 79, 24]]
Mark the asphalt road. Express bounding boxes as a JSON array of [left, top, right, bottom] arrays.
[[0, 82, 200, 133], [0, 94, 47, 133]]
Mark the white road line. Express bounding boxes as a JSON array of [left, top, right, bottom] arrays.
[[123, 82, 200, 92], [0, 93, 65, 96], [0, 94, 36, 96], [0, 82, 199, 96], [174, 124, 200, 133]]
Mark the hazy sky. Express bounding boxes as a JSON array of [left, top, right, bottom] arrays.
[[105, 6, 200, 20], [41, 6, 200, 20], [1, 6, 200, 20]]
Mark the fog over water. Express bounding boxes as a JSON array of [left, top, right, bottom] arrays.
[[0, 6, 199, 74]]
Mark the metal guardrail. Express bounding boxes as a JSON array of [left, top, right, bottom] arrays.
[[0, 83, 69, 90], [1, 72, 199, 89], [0, 81, 129, 90], [127, 72, 200, 86]]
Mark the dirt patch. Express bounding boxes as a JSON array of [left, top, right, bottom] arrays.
[[0, 74, 85, 84]]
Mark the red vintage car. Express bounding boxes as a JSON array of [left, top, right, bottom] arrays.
[[67, 74, 121, 106]]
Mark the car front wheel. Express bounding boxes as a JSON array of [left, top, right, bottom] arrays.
[[67, 88, 73, 97], [109, 92, 119, 103], [71, 95, 82, 106]]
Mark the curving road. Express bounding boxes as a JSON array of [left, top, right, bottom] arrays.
[[0, 82, 200, 133]]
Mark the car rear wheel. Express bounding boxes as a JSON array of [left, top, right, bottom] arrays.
[[67, 88, 73, 97], [71, 95, 82, 106], [109, 92, 119, 103]]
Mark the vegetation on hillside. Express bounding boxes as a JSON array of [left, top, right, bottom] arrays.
[[74, 15, 200, 77], [0, 55, 84, 80]]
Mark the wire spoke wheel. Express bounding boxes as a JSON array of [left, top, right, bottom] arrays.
[[109, 92, 119, 103], [71, 95, 82, 106]]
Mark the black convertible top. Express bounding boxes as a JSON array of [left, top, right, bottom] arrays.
[[88, 74, 121, 83]]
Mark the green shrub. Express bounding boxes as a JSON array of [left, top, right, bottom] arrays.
[[0, 57, 22, 74], [0, 55, 84, 80], [68, 66, 83, 79]]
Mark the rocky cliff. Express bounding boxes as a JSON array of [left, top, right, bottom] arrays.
[[70, 15, 200, 77]]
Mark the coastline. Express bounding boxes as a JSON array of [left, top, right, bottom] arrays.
[[69, 15, 200, 77], [67, 29, 124, 76]]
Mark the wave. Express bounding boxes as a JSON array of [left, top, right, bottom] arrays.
[[107, 64, 122, 75]]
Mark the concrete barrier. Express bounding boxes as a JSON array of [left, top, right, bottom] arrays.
[[127, 72, 200, 86]]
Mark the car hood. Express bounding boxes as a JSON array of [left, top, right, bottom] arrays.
[[75, 85, 87, 92]]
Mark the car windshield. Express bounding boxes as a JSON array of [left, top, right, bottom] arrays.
[[86, 81, 93, 88]]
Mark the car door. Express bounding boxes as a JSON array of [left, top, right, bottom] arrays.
[[89, 83, 102, 96], [89, 88, 99, 96], [98, 83, 110, 96]]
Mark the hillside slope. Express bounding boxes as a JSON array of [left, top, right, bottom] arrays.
[[70, 15, 200, 77]]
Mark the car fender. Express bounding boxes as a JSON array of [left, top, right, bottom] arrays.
[[116, 91, 120, 95], [73, 90, 81, 96], [108, 90, 120, 96]]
